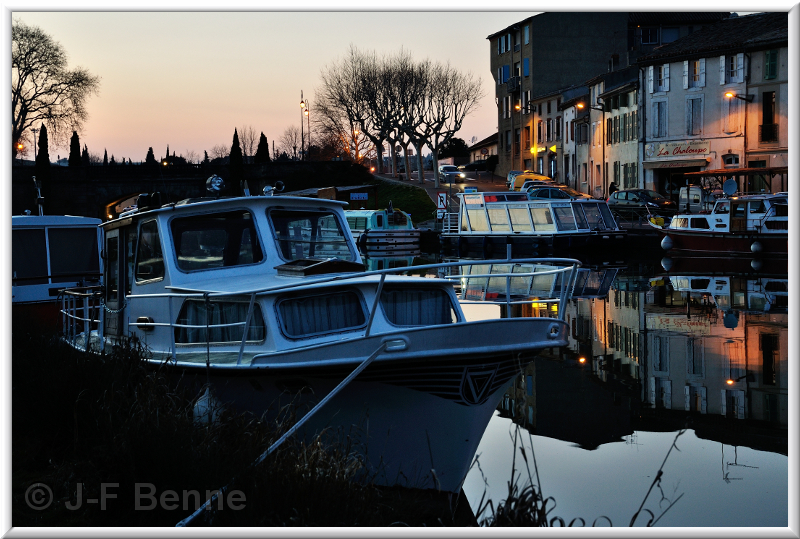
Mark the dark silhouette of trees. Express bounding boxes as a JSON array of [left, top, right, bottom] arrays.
[[145, 147, 156, 165], [438, 137, 469, 159], [103, 149, 108, 166], [68, 131, 80, 166], [81, 144, 90, 166], [229, 128, 244, 191], [109, 155, 116, 165], [12, 20, 100, 158], [34, 124, 51, 182], [203, 151, 210, 165], [254, 132, 271, 163]]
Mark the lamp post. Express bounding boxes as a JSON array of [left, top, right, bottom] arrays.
[[577, 100, 605, 197], [31, 127, 39, 162], [300, 91, 306, 161], [303, 99, 311, 160]]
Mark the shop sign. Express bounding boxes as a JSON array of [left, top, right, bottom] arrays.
[[646, 314, 710, 335], [645, 140, 710, 159]]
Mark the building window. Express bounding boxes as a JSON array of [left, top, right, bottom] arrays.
[[537, 156, 544, 174], [614, 116, 620, 143], [722, 53, 744, 84], [547, 100, 552, 114], [555, 116, 561, 140], [687, 97, 702, 136], [537, 121, 543, 143], [640, 27, 658, 45], [546, 119, 552, 142], [662, 27, 679, 43], [656, 65, 668, 92], [505, 130, 512, 152], [652, 101, 667, 138], [524, 25, 529, 45], [760, 91, 778, 143], [723, 154, 740, 167], [686, 59, 704, 88], [523, 57, 530, 77], [764, 50, 778, 80], [514, 128, 520, 155]]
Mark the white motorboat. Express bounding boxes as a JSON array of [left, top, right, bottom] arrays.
[[61, 178, 581, 493], [345, 204, 421, 252]]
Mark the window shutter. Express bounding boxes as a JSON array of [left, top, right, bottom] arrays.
[[736, 52, 744, 82], [735, 390, 745, 418], [663, 64, 670, 91], [720, 390, 727, 415], [648, 65, 654, 93], [686, 99, 692, 135], [497, 37, 501, 55], [699, 58, 706, 87], [663, 380, 672, 409], [650, 377, 656, 406], [503, 65, 510, 83], [700, 387, 707, 414], [652, 102, 659, 137], [497, 67, 501, 85], [719, 55, 726, 84], [683, 60, 689, 89], [523, 57, 529, 77], [684, 386, 691, 411]]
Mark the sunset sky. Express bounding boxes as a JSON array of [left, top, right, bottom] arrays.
[[12, 9, 536, 163]]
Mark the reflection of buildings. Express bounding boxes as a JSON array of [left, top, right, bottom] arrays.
[[498, 266, 787, 456]]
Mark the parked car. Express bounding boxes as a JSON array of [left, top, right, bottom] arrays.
[[458, 160, 487, 172], [511, 172, 552, 191], [607, 189, 677, 216], [526, 184, 593, 200], [438, 165, 465, 183], [519, 177, 556, 192], [506, 170, 527, 189]]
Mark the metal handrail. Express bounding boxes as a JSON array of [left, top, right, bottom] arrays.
[[60, 257, 582, 363]]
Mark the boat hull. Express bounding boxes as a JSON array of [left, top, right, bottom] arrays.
[[441, 231, 626, 258], [658, 229, 787, 256]]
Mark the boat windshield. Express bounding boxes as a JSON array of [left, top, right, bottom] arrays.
[[171, 210, 263, 272], [268, 209, 354, 261]]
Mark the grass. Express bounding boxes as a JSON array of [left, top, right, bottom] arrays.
[[11, 328, 469, 526], [373, 180, 438, 225]]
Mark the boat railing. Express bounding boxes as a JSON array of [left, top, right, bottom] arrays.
[[442, 212, 459, 233], [61, 286, 104, 352], [61, 257, 581, 365]]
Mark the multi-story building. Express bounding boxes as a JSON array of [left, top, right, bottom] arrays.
[[488, 12, 730, 180], [636, 12, 788, 196]]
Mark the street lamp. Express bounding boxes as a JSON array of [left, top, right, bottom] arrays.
[[300, 91, 306, 161], [31, 127, 39, 162], [303, 102, 310, 160], [724, 91, 753, 102]]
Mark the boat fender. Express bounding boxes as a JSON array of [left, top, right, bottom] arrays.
[[660, 235, 673, 250], [660, 257, 673, 272], [751, 259, 763, 271], [750, 241, 762, 253], [357, 233, 367, 251]]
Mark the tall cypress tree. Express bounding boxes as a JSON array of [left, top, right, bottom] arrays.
[[145, 147, 156, 166], [254, 132, 271, 164], [229, 128, 244, 191], [103, 149, 108, 166], [81, 144, 90, 166], [68, 131, 81, 166]]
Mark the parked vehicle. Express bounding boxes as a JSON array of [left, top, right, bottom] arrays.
[[678, 185, 720, 213], [60, 177, 581, 494], [506, 170, 529, 189], [510, 172, 552, 191], [458, 160, 487, 172], [526, 184, 593, 200], [519, 177, 556, 192], [607, 189, 677, 216], [439, 164, 466, 183]]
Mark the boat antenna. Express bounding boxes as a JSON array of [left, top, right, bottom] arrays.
[[32, 176, 44, 216]]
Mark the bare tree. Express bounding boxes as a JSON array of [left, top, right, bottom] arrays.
[[238, 125, 258, 159], [209, 144, 229, 160], [184, 149, 199, 164], [279, 125, 301, 160], [12, 19, 100, 158]]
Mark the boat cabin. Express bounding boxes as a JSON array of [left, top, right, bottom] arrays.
[[667, 193, 788, 234]]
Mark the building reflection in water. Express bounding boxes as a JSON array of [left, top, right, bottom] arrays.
[[496, 258, 788, 456]]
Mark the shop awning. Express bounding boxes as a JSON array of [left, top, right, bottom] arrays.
[[642, 159, 709, 169]]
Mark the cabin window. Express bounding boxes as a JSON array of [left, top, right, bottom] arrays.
[[690, 218, 710, 229], [136, 220, 165, 282], [12, 229, 48, 285], [749, 201, 766, 214], [487, 208, 510, 231], [529, 205, 555, 231], [269, 209, 353, 261], [598, 204, 617, 229], [552, 206, 577, 231], [508, 206, 532, 231], [175, 300, 265, 345], [466, 208, 489, 232], [380, 286, 456, 326], [672, 218, 689, 228], [573, 205, 589, 229], [277, 290, 366, 338], [346, 216, 367, 231], [582, 204, 608, 230], [731, 202, 746, 218], [172, 211, 263, 271], [48, 228, 100, 283], [714, 202, 730, 214], [376, 214, 384, 227]]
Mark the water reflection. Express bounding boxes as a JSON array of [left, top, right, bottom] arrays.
[[447, 252, 787, 526]]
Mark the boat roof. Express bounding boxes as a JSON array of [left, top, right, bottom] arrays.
[[345, 208, 408, 217], [105, 194, 349, 228], [12, 215, 102, 228]]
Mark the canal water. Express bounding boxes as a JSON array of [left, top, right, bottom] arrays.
[[365, 251, 789, 527]]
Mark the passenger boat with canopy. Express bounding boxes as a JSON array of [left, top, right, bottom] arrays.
[[345, 203, 421, 252], [440, 192, 625, 258], [652, 180, 788, 257], [60, 177, 581, 493]]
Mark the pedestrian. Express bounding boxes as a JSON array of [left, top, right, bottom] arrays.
[[608, 181, 618, 196]]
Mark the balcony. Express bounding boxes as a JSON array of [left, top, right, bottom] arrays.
[[759, 123, 778, 143], [506, 76, 521, 93]]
